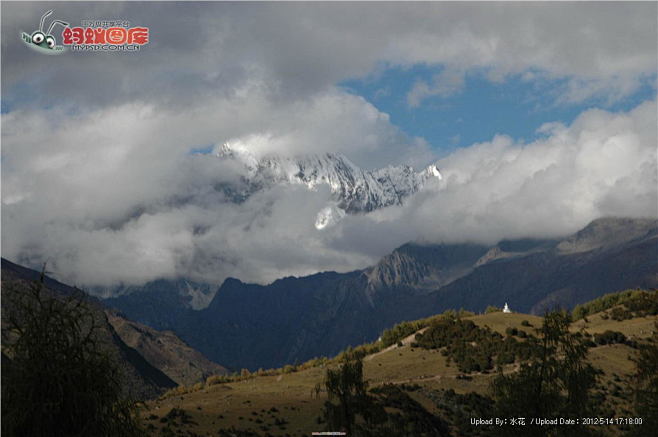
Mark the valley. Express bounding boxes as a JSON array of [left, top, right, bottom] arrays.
[[2, 218, 656, 436]]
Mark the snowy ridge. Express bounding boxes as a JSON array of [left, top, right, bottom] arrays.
[[216, 143, 442, 228]]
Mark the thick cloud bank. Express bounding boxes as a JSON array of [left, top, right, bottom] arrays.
[[3, 2, 656, 110], [2, 2, 656, 288], [355, 100, 658, 247], [2, 99, 655, 287]]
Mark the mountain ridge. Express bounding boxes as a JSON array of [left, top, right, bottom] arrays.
[[104, 217, 658, 371], [215, 143, 442, 226]]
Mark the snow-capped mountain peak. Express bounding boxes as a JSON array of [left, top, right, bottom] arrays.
[[215, 143, 442, 227], [424, 164, 443, 180]]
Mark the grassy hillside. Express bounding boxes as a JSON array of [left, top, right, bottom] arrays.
[[141, 290, 657, 437]]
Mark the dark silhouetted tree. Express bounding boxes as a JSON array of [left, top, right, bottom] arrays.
[[1, 268, 144, 437], [491, 310, 597, 437], [318, 355, 370, 434], [630, 322, 658, 436], [316, 354, 449, 436]]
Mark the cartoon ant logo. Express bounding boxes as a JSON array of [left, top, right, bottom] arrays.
[[21, 10, 69, 54]]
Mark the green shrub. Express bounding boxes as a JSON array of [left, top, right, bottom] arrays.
[[594, 330, 627, 345], [415, 317, 538, 373], [206, 374, 230, 386], [380, 320, 425, 347], [572, 289, 657, 320], [610, 306, 633, 321]]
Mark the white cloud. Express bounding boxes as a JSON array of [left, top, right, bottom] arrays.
[[2, 2, 655, 109], [2, 98, 655, 287], [1, 2, 656, 288], [215, 90, 435, 169], [407, 68, 465, 107], [0, 86, 431, 285], [349, 100, 658, 246]]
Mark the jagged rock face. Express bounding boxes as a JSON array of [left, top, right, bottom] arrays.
[[556, 217, 658, 254], [366, 243, 490, 292], [216, 143, 442, 223], [366, 250, 434, 290]]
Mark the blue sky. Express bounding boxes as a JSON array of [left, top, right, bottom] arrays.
[[342, 65, 656, 156]]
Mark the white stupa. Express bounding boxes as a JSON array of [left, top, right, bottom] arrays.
[[503, 302, 511, 313]]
